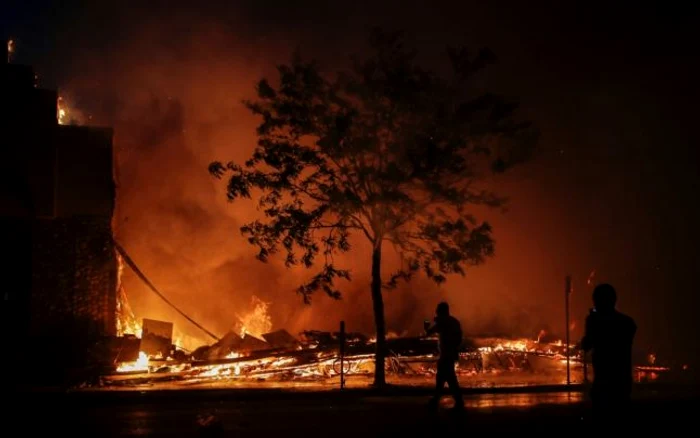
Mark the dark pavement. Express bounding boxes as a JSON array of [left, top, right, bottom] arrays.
[[11, 387, 700, 437]]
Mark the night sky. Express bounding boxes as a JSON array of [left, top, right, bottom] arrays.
[[3, 1, 699, 364]]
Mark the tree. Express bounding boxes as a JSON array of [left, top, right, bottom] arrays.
[[210, 29, 536, 387]]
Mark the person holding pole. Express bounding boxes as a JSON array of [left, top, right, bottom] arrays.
[[425, 301, 464, 411]]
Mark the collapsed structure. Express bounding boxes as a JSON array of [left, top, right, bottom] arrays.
[[105, 311, 584, 389]]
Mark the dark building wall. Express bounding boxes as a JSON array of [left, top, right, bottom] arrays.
[[54, 126, 115, 217], [1, 42, 117, 385], [31, 216, 117, 339], [0, 125, 57, 218]]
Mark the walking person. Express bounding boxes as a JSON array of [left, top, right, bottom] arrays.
[[425, 301, 464, 411]]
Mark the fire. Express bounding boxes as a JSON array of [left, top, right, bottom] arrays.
[[57, 96, 68, 125], [56, 95, 89, 125], [104, 327, 589, 387], [235, 295, 272, 339], [6, 40, 14, 62], [368, 331, 401, 343], [477, 335, 572, 358], [115, 252, 142, 337], [587, 269, 596, 286], [116, 351, 149, 373], [57, 96, 70, 125], [635, 365, 670, 382], [490, 340, 528, 352], [536, 329, 546, 343]]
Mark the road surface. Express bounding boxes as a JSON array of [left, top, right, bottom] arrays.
[[12, 388, 699, 436]]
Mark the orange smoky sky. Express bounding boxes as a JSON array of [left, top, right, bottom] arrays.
[[7, 1, 698, 361]]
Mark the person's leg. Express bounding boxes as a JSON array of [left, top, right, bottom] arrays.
[[591, 384, 616, 425], [429, 361, 447, 408], [445, 362, 464, 408]]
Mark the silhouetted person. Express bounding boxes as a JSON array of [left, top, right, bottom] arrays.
[[580, 284, 636, 422], [425, 302, 464, 410]]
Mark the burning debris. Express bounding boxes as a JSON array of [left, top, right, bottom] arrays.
[[104, 312, 586, 388], [104, 313, 675, 389], [101, 244, 669, 389], [115, 254, 141, 338], [116, 351, 149, 373], [235, 296, 272, 339]]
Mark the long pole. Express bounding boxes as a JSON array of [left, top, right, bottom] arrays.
[[565, 275, 572, 386], [339, 321, 346, 390]]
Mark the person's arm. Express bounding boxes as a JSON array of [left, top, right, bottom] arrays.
[[629, 317, 637, 343], [425, 319, 439, 335], [580, 313, 594, 352]]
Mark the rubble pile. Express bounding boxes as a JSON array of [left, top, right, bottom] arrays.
[[99, 321, 585, 388]]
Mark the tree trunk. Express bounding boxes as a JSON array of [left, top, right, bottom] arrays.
[[371, 242, 386, 388]]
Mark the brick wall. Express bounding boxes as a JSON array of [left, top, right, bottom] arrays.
[[31, 216, 117, 340]]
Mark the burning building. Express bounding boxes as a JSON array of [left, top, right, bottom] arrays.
[[0, 40, 117, 386], [0, 40, 674, 391]]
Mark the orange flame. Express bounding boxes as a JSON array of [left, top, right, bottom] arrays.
[[536, 329, 546, 343], [115, 252, 142, 337], [587, 269, 596, 286], [116, 351, 149, 373], [235, 295, 272, 339], [6, 40, 15, 62]]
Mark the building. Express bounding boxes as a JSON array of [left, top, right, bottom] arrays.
[[1, 41, 117, 385]]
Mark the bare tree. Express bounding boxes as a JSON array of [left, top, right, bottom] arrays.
[[210, 29, 536, 387]]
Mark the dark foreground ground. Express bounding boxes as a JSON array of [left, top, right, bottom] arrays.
[[11, 385, 700, 437]]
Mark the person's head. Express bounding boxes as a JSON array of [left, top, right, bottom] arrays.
[[592, 283, 617, 312], [436, 301, 450, 317]]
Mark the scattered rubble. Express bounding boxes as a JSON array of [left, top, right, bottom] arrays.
[[99, 321, 589, 388]]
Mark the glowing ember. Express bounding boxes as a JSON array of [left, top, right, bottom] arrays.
[[491, 340, 528, 352], [57, 96, 68, 125], [56, 95, 88, 125], [536, 329, 546, 343], [477, 336, 571, 358], [6, 40, 14, 62], [587, 269, 596, 285], [116, 351, 149, 373], [368, 331, 401, 343], [635, 365, 670, 382], [235, 295, 272, 339]]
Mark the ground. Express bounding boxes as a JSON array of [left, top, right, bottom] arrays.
[[12, 384, 699, 437], [99, 369, 586, 391]]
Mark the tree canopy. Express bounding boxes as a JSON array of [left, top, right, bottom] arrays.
[[210, 28, 536, 386]]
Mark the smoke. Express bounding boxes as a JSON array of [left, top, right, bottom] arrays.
[[30, 2, 690, 356], [47, 9, 560, 348]]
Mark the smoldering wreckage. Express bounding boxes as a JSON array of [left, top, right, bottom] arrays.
[[105, 323, 583, 388], [97, 244, 670, 389], [101, 247, 676, 389], [85, 242, 590, 389], [65, 245, 674, 389]]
